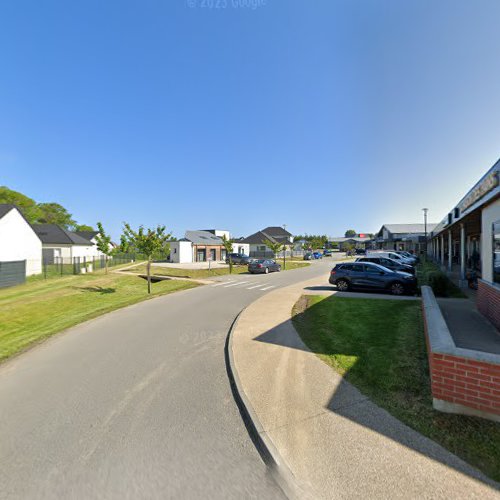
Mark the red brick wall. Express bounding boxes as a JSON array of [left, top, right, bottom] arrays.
[[477, 280, 500, 331], [430, 353, 500, 416]]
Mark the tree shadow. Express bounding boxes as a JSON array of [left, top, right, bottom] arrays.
[[251, 294, 500, 490], [76, 286, 116, 294]]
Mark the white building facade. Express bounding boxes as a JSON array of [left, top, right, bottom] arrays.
[[0, 205, 42, 276]]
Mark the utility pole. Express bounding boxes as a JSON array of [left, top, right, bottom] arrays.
[[422, 208, 428, 257], [283, 224, 287, 270]]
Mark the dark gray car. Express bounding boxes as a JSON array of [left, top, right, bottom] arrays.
[[248, 259, 281, 274], [226, 253, 250, 265], [355, 256, 415, 275], [329, 261, 417, 295]]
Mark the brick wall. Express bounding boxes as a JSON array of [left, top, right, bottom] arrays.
[[429, 353, 500, 417], [477, 280, 500, 331]]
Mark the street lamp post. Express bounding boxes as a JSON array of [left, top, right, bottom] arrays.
[[283, 224, 287, 270], [422, 208, 429, 257]]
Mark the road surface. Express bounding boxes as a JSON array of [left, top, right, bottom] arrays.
[[0, 259, 336, 499]]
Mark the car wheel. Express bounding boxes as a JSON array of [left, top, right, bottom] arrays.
[[277, 266, 281, 272], [265, 267, 269, 274], [390, 282, 405, 295], [336, 279, 349, 292]]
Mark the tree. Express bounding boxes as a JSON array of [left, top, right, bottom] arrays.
[[0, 186, 41, 223], [122, 223, 171, 294], [263, 239, 282, 258], [95, 222, 113, 274], [221, 235, 234, 274], [74, 224, 95, 231], [37, 202, 75, 229], [344, 229, 357, 238]]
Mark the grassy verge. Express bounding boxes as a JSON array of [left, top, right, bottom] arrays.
[[126, 259, 310, 279], [292, 295, 500, 482], [0, 272, 198, 363], [417, 260, 466, 298]]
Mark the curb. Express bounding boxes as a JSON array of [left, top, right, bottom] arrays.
[[225, 310, 315, 500]]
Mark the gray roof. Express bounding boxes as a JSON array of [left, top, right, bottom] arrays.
[[33, 224, 94, 245], [185, 230, 224, 245], [380, 223, 438, 235], [261, 226, 292, 238], [0, 204, 16, 219], [240, 231, 278, 245], [328, 236, 373, 243], [74, 230, 99, 241]]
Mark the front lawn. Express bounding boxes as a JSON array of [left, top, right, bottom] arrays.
[[0, 272, 198, 363], [292, 295, 500, 482], [127, 259, 309, 279]]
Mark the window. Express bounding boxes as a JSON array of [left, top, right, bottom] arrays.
[[365, 265, 381, 274], [494, 220, 500, 284]]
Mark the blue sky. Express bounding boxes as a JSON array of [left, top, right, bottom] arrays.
[[1, 0, 499, 239]]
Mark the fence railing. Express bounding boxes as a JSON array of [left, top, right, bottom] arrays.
[[249, 250, 306, 259]]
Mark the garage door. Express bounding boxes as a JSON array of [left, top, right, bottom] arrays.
[[0, 260, 26, 288]]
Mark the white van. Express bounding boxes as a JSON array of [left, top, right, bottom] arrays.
[[366, 250, 414, 265]]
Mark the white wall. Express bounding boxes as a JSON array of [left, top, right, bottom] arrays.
[[233, 243, 250, 255], [481, 198, 500, 283], [169, 241, 193, 263], [0, 208, 42, 275]]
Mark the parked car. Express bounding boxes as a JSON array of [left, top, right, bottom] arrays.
[[226, 253, 250, 265], [354, 248, 366, 255], [323, 249, 333, 257], [248, 259, 281, 274], [394, 250, 419, 264], [366, 250, 415, 266], [329, 261, 417, 295], [304, 252, 313, 260], [355, 256, 415, 275], [312, 251, 323, 259]]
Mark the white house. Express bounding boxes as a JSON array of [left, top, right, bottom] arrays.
[[33, 224, 101, 263], [0, 204, 42, 275], [168, 239, 194, 264], [240, 226, 293, 257]]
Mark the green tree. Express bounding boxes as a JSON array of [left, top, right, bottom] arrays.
[[344, 229, 357, 238], [95, 222, 113, 274], [0, 186, 41, 223], [37, 202, 75, 228], [74, 224, 95, 231], [263, 239, 282, 258], [221, 235, 234, 274], [122, 223, 171, 294]]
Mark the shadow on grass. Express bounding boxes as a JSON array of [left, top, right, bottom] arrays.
[[252, 294, 500, 488], [76, 286, 116, 294]]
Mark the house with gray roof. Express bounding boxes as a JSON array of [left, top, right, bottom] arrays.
[[375, 223, 438, 252], [240, 226, 293, 257], [167, 229, 235, 264], [32, 224, 105, 264]]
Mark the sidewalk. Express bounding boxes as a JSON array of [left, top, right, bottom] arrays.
[[230, 278, 500, 499], [438, 297, 500, 354]]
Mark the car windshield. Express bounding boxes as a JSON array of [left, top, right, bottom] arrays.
[[255, 259, 266, 263]]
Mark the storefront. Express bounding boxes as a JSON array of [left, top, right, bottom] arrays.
[[429, 159, 500, 329]]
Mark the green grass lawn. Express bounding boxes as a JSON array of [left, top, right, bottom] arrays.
[[126, 259, 310, 279], [292, 295, 500, 482], [0, 272, 198, 363]]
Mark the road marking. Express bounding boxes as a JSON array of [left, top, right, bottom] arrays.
[[247, 284, 265, 289], [260, 285, 276, 291], [224, 281, 249, 287], [212, 280, 235, 287]]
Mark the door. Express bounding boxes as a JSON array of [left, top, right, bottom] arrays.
[[362, 264, 386, 289], [348, 265, 366, 287], [197, 249, 206, 262]]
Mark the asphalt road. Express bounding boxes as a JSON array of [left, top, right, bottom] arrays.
[[0, 258, 337, 499]]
